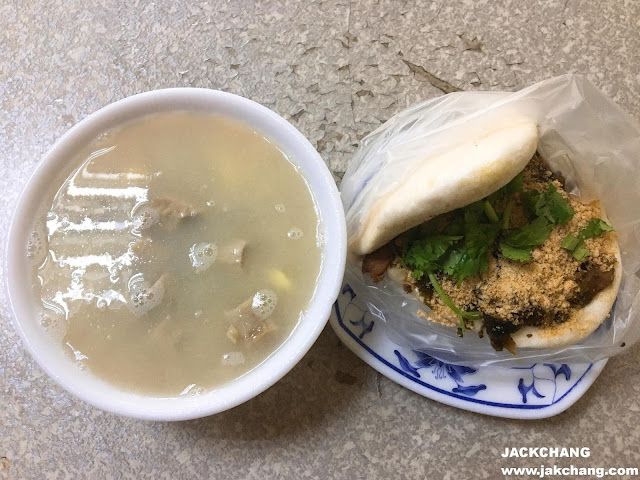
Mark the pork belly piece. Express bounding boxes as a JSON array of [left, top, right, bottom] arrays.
[[362, 243, 395, 282]]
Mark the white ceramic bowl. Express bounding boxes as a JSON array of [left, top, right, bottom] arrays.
[[6, 89, 347, 421]]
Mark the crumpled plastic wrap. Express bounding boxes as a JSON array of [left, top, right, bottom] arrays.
[[341, 74, 640, 367]]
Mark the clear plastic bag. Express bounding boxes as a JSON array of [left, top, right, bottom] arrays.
[[341, 74, 640, 367]]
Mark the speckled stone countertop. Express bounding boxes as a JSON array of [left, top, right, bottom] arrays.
[[2, 1, 640, 479]]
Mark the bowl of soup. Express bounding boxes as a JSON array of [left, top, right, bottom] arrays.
[[6, 89, 347, 420]]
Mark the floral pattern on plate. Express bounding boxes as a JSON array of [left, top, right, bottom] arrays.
[[329, 284, 607, 419]]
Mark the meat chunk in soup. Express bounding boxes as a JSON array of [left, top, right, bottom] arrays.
[[225, 290, 278, 343], [218, 239, 247, 266], [135, 197, 199, 232], [127, 273, 170, 317]]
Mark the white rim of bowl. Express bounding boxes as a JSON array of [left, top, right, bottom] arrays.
[[6, 88, 347, 421]]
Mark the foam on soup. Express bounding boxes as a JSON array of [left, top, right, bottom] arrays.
[[28, 112, 323, 396]]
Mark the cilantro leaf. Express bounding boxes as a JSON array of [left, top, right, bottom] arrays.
[[466, 222, 501, 254], [503, 216, 553, 249], [441, 249, 464, 276], [442, 222, 500, 283], [402, 235, 462, 279], [581, 218, 613, 239], [488, 172, 524, 205], [561, 218, 613, 261], [572, 244, 590, 260], [524, 184, 575, 225], [542, 184, 575, 224], [500, 216, 552, 261], [522, 190, 541, 217], [561, 234, 579, 251], [442, 248, 489, 285], [413, 221, 499, 285], [458, 253, 489, 281], [463, 201, 486, 224], [500, 243, 533, 261], [505, 172, 524, 194]]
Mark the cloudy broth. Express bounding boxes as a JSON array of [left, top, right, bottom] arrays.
[[28, 113, 322, 396]]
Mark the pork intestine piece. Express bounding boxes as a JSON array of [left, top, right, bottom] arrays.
[[218, 239, 247, 266], [189, 243, 218, 273], [126, 273, 170, 317], [225, 289, 278, 343], [189, 240, 247, 273], [134, 197, 199, 232]]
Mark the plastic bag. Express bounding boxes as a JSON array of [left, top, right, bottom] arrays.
[[340, 74, 640, 367]]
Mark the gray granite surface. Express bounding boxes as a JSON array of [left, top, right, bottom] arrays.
[[2, 1, 640, 478]]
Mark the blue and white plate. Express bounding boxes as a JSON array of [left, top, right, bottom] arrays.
[[329, 283, 607, 419]]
